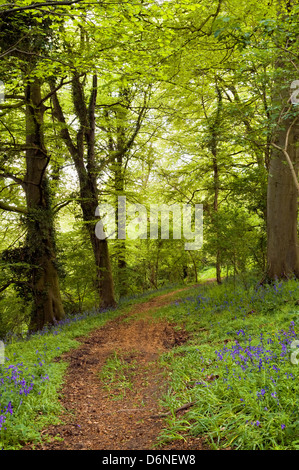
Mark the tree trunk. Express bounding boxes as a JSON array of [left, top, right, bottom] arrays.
[[210, 84, 222, 284], [25, 79, 65, 331], [108, 91, 129, 298], [75, 74, 116, 308], [91, 234, 116, 309], [105, 83, 148, 297], [114, 163, 127, 298], [79, 185, 116, 309], [265, 119, 299, 279], [50, 75, 117, 309], [265, 1, 299, 281]]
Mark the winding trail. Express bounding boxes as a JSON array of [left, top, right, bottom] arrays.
[[26, 288, 210, 450]]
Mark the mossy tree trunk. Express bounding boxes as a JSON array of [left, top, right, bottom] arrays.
[[25, 79, 65, 331]]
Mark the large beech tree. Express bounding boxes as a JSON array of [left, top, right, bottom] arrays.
[[51, 73, 117, 309], [0, 11, 65, 330], [264, 1, 299, 280], [265, 76, 299, 280], [24, 78, 65, 330]]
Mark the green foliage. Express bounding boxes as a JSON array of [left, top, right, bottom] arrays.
[[57, 224, 98, 314], [109, 238, 193, 297], [0, 286, 31, 340], [203, 206, 265, 276]]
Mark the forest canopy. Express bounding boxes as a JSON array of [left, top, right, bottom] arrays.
[[1, 0, 299, 335]]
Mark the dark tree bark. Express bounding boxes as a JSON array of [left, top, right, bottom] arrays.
[[0, 11, 65, 331], [114, 167, 127, 298], [108, 99, 128, 297], [264, 1, 299, 281], [25, 79, 65, 331], [265, 115, 299, 280]]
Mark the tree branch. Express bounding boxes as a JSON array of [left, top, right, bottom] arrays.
[[0, 171, 25, 188], [271, 116, 299, 194], [0, 0, 84, 16], [0, 200, 27, 214], [50, 82, 79, 160]]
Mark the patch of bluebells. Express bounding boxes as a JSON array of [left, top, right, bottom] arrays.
[[27, 306, 113, 339], [0, 401, 13, 431], [208, 320, 298, 434], [216, 321, 297, 362], [175, 279, 299, 322], [163, 281, 299, 447], [0, 350, 50, 436], [214, 321, 297, 382]]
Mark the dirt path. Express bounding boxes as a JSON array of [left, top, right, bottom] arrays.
[[27, 289, 209, 450]]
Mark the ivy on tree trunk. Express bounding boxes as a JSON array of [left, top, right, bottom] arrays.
[[25, 79, 65, 331]]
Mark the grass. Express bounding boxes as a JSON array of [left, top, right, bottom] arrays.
[[152, 277, 299, 450], [197, 266, 216, 281], [99, 350, 138, 399]]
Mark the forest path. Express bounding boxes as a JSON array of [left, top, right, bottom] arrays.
[[28, 286, 212, 450]]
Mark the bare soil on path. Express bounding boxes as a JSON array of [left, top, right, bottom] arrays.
[[25, 288, 210, 451]]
